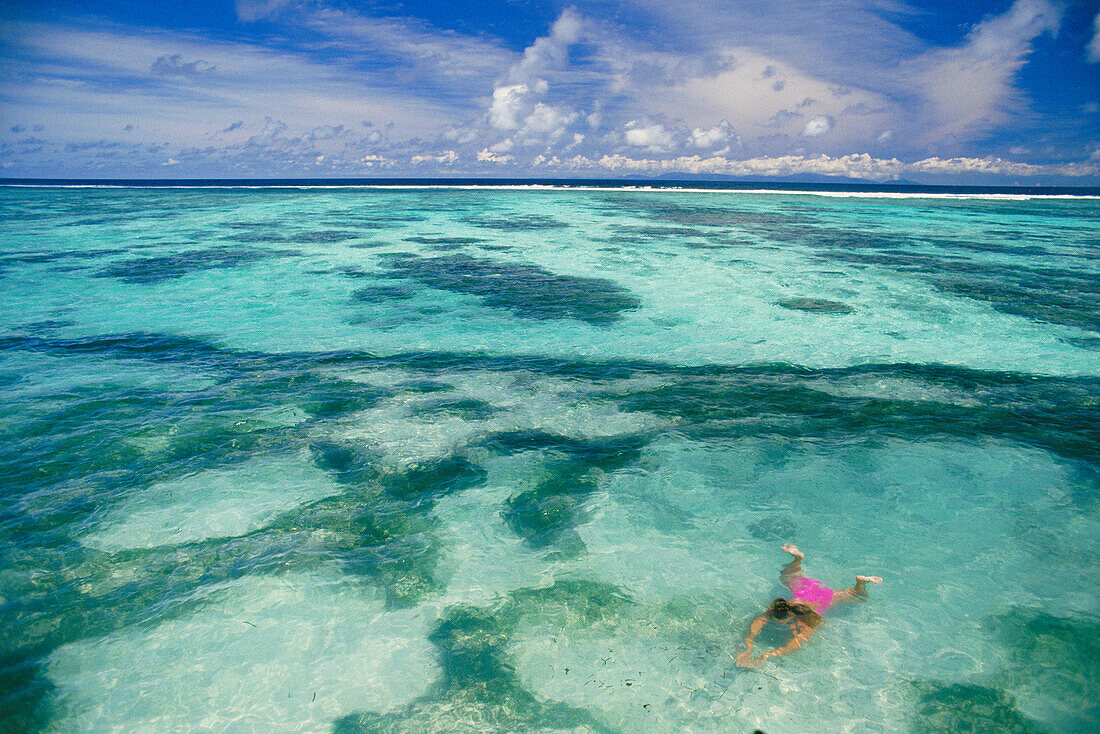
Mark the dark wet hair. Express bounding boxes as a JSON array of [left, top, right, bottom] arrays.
[[768, 598, 822, 627]]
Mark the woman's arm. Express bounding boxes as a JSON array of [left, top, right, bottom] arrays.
[[737, 622, 815, 668], [744, 614, 768, 649], [734, 615, 770, 666]]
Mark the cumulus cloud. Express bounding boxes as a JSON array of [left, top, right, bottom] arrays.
[[591, 151, 1097, 180], [477, 148, 515, 164], [150, 54, 215, 77], [802, 115, 834, 137], [489, 83, 540, 130], [507, 7, 584, 85], [479, 9, 589, 145], [411, 150, 458, 165], [624, 121, 675, 152], [686, 120, 739, 151], [522, 103, 577, 137]]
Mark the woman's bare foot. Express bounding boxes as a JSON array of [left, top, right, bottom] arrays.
[[856, 575, 882, 584], [781, 543, 804, 559]]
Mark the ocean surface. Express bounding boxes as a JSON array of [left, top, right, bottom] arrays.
[[1, 183, 1097, 733]]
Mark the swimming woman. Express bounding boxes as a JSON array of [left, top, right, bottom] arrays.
[[735, 543, 882, 668]]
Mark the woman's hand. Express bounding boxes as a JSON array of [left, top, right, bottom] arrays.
[[735, 651, 765, 669]]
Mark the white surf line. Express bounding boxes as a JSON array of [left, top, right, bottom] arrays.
[[2, 183, 1099, 200]]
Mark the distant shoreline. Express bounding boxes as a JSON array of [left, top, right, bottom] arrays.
[[2, 177, 1099, 198]]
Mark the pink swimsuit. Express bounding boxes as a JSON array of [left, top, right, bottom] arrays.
[[791, 577, 836, 612]]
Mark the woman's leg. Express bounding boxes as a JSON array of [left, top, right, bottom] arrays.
[[833, 575, 883, 603], [780, 543, 805, 591]]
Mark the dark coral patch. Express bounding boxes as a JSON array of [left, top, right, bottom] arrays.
[[96, 245, 299, 284], [777, 297, 855, 314], [351, 283, 417, 303], [909, 681, 1049, 734], [463, 214, 569, 231], [379, 253, 640, 325], [404, 236, 488, 246]]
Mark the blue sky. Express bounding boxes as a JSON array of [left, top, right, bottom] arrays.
[[1, 0, 1098, 182]]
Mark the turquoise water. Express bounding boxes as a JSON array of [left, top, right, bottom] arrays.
[[1, 186, 1097, 733]]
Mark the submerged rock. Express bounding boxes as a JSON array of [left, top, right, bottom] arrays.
[[380, 253, 640, 325], [776, 297, 856, 314]]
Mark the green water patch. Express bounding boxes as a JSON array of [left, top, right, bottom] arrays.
[[5, 333, 1098, 466], [383, 457, 489, 510], [776, 297, 856, 314], [498, 433, 648, 556], [347, 241, 394, 249], [304, 439, 487, 604], [0, 648, 55, 733], [746, 514, 798, 540], [268, 486, 448, 608], [351, 283, 418, 303], [0, 447, 467, 719], [616, 366, 1100, 464], [417, 397, 500, 420], [795, 226, 1100, 333], [907, 680, 1050, 734], [333, 265, 375, 279], [378, 253, 641, 326], [926, 269, 1100, 334], [608, 224, 710, 239], [223, 228, 360, 244], [334, 212, 428, 226], [0, 248, 123, 275], [0, 352, 394, 537], [95, 244, 300, 284], [404, 236, 489, 246], [593, 194, 817, 230], [462, 214, 569, 231], [334, 579, 630, 734], [990, 607, 1100, 731]]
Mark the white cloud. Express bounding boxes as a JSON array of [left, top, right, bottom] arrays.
[[490, 83, 535, 130], [910, 0, 1061, 144], [266, 4, 514, 92], [3, 0, 1092, 179], [802, 115, 834, 137], [411, 150, 458, 165], [690, 119, 737, 149], [522, 103, 577, 137], [477, 148, 515, 164], [624, 121, 675, 152], [508, 7, 584, 85], [602, 0, 1067, 158], [2, 21, 455, 146], [482, 8, 586, 143], [1089, 12, 1100, 63], [638, 46, 889, 152], [590, 151, 1097, 180]]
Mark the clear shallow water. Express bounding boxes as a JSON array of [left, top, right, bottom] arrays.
[[0, 186, 1098, 733]]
